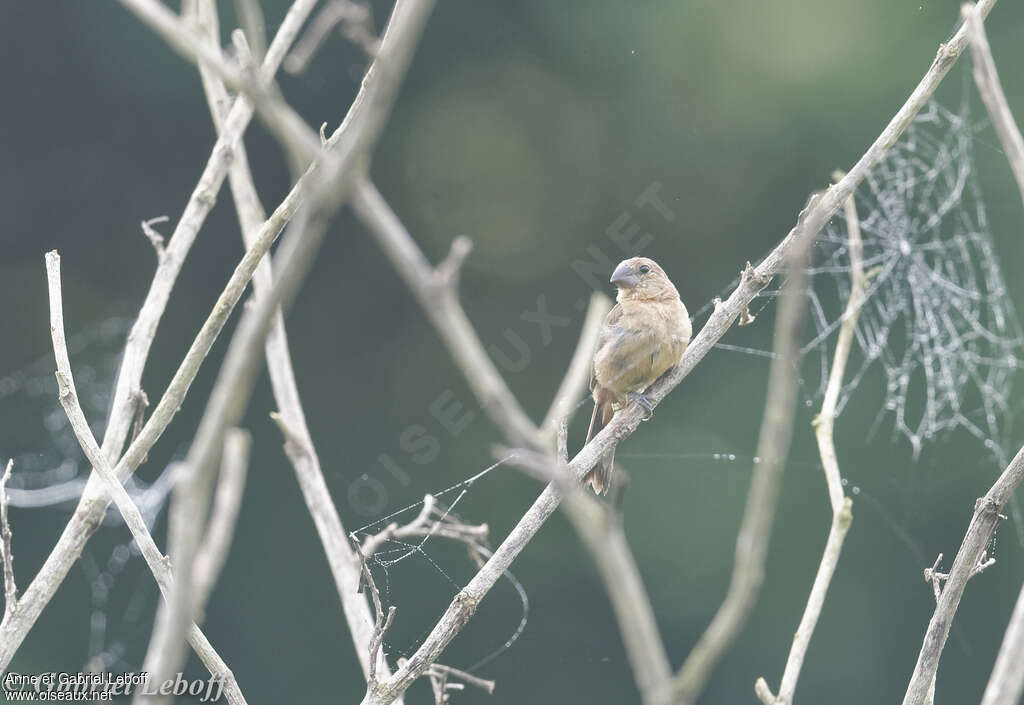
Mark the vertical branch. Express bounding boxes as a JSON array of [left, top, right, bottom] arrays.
[[756, 180, 863, 705], [136, 1, 436, 697], [963, 2, 1024, 208], [671, 224, 815, 705], [46, 251, 248, 705], [0, 0, 320, 672], [540, 293, 613, 442], [0, 459, 16, 620], [193, 0, 405, 690], [980, 580, 1024, 705], [901, 445, 1024, 705]]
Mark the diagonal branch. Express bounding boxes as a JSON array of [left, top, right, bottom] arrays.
[[352, 3, 995, 701], [45, 251, 248, 705], [0, 459, 16, 621], [136, 0, 436, 696], [671, 220, 814, 705], [756, 176, 863, 705], [540, 292, 613, 442], [0, 0, 320, 671], [901, 444, 1024, 705], [980, 580, 1024, 705], [963, 2, 1024, 209], [194, 0, 415, 691]]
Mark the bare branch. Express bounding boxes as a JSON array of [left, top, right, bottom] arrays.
[[355, 5, 992, 699], [353, 539, 396, 684], [901, 445, 1024, 705], [540, 293, 613, 441], [352, 179, 541, 449], [232, 0, 267, 64], [1, 459, 16, 620], [45, 251, 247, 705], [507, 448, 673, 705], [672, 225, 814, 705], [192, 428, 251, 614], [980, 580, 1024, 705], [757, 176, 863, 705], [140, 215, 169, 260], [118, 0, 320, 165], [0, 0, 320, 670], [815, 173, 865, 513], [195, 0, 405, 689], [140, 0, 436, 694], [286, 0, 379, 74], [963, 2, 1024, 209]]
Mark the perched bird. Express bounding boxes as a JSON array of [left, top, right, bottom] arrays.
[[584, 257, 691, 494]]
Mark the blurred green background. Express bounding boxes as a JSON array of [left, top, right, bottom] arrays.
[[2, 1, 1024, 703]]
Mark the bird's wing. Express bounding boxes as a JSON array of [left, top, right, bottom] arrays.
[[590, 303, 623, 391]]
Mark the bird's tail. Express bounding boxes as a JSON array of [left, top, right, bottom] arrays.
[[583, 396, 616, 495]]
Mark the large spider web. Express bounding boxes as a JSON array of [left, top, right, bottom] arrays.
[[706, 98, 1023, 470]]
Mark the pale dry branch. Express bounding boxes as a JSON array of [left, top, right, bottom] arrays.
[[980, 580, 1024, 705], [192, 428, 251, 614], [353, 539, 396, 685], [540, 293, 613, 443], [506, 447, 673, 705], [194, 0, 406, 689], [671, 227, 814, 705], [139, 0, 436, 693], [358, 495, 489, 560], [118, 0, 320, 165], [286, 0, 379, 74], [232, 0, 267, 64], [901, 444, 1024, 705], [0, 0, 320, 669], [45, 251, 247, 705], [1, 459, 16, 620], [963, 3, 1024, 209], [355, 5, 992, 699], [351, 179, 541, 449], [756, 177, 864, 705]]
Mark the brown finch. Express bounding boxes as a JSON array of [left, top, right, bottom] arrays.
[[584, 257, 691, 494]]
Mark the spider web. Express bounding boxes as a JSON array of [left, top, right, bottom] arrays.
[[0, 313, 174, 672], [349, 457, 530, 675], [704, 98, 1023, 470]]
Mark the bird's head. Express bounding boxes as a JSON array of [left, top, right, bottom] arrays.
[[610, 257, 679, 302]]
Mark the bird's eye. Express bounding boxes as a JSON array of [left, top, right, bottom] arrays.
[[638, 265, 651, 274]]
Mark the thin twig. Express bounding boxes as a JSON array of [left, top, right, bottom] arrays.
[[45, 251, 247, 705], [118, 0, 320, 165], [355, 5, 992, 699], [506, 448, 673, 705], [0, 0, 320, 671], [139, 0, 436, 694], [354, 539, 397, 684], [963, 2, 1024, 209], [980, 580, 1024, 705], [192, 428, 251, 615], [540, 293, 613, 443], [901, 444, 1024, 705], [756, 175, 864, 705], [671, 225, 814, 705], [0, 459, 16, 620], [193, 0, 405, 690], [352, 179, 541, 449]]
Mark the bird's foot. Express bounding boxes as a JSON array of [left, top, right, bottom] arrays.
[[628, 392, 655, 420]]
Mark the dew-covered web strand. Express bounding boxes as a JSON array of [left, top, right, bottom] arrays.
[[694, 99, 1021, 464], [685, 97, 1024, 545]]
